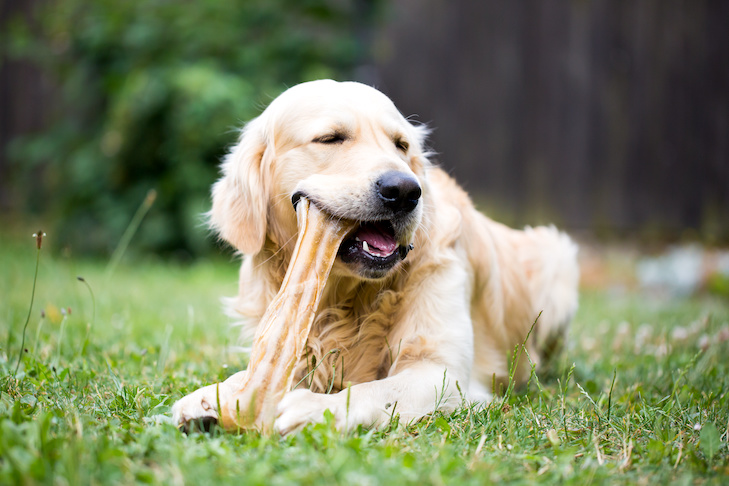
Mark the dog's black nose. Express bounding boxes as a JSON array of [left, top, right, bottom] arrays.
[[376, 171, 421, 213]]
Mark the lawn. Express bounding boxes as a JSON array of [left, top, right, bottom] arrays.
[[1, 231, 728, 485]]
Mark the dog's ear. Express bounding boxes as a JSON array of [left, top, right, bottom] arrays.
[[410, 123, 431, 151], [209, 116, 269, 254], [408, 122, 434, 172]]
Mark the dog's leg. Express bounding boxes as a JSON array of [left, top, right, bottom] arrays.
[[171, 371, 247, 432], [275, 362, 463, 435], [513, 226, 579, 362]]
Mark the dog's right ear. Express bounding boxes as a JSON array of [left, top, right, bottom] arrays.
[[209, 116, 269, 254]]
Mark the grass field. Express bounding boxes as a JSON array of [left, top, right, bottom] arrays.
[[1, 232, 728, 485]]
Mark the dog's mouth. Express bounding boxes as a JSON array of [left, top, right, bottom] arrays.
[[292, 192, 414, 279], [337, 221, 411, 278], [342, 221, 398, 257]]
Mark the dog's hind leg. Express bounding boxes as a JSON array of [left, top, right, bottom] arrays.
[[517, 226, 580, 363]]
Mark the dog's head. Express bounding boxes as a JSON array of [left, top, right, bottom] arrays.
[[210, 80, 431, 280]]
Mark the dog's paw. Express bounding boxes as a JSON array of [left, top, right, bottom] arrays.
[[274, 388, 346, 435], [171, 384, 224, 433]]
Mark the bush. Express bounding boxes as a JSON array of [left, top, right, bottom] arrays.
[[6, 0, 378, 257]]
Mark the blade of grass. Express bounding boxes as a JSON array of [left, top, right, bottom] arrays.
[[15, 231, 45, 376], [76, 276, 96, 356], [105, 189, 157, 280], [607, 368, 617, 422]]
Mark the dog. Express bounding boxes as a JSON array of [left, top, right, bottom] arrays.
[[171, 80, 579, 435]]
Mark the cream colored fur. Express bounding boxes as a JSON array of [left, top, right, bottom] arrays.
[[172, 80, 579, 434]]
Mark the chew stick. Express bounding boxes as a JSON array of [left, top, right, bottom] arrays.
[[219, 198, 353, 432]]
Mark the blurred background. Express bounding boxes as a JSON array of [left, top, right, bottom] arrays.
[[1, 0, 728, 263]]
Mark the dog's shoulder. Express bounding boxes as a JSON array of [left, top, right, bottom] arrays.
[[428, 167, 472, 210], [420, 167, 474, 249]]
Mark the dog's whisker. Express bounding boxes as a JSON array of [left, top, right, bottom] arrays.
[[272, 191, 294, 204], [413, 219, 434, 248], [252, 233, 298, 271]]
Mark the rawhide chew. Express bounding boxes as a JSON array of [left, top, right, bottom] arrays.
[[219, 198, 353, 432]]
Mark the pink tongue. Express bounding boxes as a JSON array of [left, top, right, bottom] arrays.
[[357, 223, 397, 253]]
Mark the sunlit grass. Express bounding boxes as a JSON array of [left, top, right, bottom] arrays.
[[1, 232, 728, 484]]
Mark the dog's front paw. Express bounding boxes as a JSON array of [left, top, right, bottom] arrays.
[[274, 389, 346, 435], [172, 384, 225, 433]]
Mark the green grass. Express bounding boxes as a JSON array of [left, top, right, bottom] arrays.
[[2, 232, 728, 485]]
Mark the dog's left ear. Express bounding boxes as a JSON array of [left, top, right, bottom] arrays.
[[209, 116, 270, 254], [411, 123, 430, 150], [408, 123, 433, 171]]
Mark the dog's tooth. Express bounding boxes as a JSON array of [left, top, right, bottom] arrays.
[[362, 240, 370, 253], [355, 237, 361, 242]]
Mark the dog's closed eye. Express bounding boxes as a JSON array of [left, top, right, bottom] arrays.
[[313, 132, 347, 145], [394, 138, 409, 153]]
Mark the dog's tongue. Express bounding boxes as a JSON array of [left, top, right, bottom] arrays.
[[357, 222, 398, 253]]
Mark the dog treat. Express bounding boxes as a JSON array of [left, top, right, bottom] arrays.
[[218, 198, 353, 432]]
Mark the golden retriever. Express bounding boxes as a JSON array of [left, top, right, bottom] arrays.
[[172, 80, 579, 434]]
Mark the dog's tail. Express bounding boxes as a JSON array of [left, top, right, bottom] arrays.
[[518, 226, 580, 363]]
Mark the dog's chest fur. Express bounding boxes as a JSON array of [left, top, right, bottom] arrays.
[[292, 279, 405, 394]]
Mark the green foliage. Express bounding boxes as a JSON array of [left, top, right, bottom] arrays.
[[5, 0, 376, 256], [700, 422, 721, 463], [2, 233, 729, 484]]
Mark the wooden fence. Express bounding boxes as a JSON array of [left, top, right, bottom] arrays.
[[373, 0, 729, 239]]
